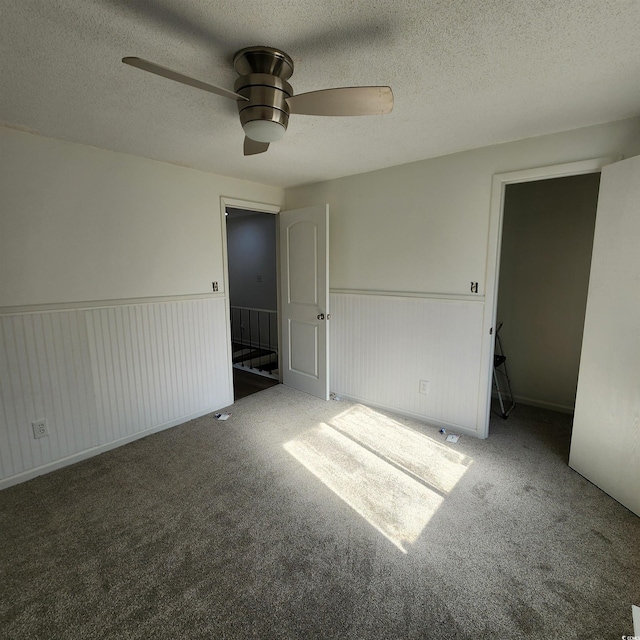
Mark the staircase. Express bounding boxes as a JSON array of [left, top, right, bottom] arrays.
[[230, 307, 279, 379]]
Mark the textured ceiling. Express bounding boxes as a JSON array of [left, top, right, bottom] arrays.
[[1, 0, 640, 188]]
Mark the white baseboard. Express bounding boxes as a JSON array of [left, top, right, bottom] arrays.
[[332, 392, 482, 439], [513, 395, 575, 415], [0, 402, 232, 491]]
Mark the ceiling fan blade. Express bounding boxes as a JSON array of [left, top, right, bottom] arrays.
[[244, 137, 270, 156], [286, 86, 393, 116], [122, 57, 248, 102]]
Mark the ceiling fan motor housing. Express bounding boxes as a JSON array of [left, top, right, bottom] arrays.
[[233, 47, 295, 143]]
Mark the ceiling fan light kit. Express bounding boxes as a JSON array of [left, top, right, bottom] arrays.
[[122, 45, 393, 156]]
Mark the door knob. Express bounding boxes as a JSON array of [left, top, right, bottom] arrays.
[[317, 313, 325, 320]]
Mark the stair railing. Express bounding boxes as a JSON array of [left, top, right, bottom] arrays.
[[230, 306, 278, 375]]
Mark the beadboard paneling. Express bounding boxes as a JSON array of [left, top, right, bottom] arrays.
[[0, 297, 231, 486], [330, 293, 484, 431], [0, 309, 98, 481]]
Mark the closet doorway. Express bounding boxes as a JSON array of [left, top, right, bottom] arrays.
[[479, 156, 617, 436], [495, 172, 601, 415]]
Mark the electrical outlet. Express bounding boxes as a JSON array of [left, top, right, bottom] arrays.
[[419, 380, 430, 395], [32, 419, 49, 439]]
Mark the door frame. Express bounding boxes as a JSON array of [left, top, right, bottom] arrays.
[[477, 156, 619, 438], [220, 197, 282, 399]]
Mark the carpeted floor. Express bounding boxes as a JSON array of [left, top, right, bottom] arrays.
[[1, 386, 638, 639]]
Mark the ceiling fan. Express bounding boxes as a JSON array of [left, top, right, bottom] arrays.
[[122, 46, 393, 156]]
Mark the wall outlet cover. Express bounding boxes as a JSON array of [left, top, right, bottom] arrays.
[[32, 419, 49, 439]]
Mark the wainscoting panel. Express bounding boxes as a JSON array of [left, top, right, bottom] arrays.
[[0, 309, 98, 481], [0, 297, 232, 486], [330, 293, 484, 432]]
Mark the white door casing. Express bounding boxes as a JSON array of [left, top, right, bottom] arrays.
[[569, 154, 640, 517], [280, 204, 330, 400], [479, 157, 618, 438], [220, 197, 281, 399]]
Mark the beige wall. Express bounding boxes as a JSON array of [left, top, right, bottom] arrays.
[[0, 127, 284, 308], [286, 118, 640, 296], [285, 117, 640, 436], [497, 174, 601, 412]]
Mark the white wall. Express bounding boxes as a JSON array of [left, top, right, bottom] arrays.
[[286, 118, 640, 296], [330, 293, 484, 433], [3, 117, 640, 486], [286, 117, 640, 433], [497, 174, 600, 412], [0, 299, 230, 483], [0, 127, 283, 307], [0, 127, 284, 487]]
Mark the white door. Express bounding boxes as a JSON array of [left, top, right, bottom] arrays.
[[570, 155, 640, 517], [280, 204, 330, 399]]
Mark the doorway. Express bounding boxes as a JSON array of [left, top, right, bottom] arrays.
[[495, 173, 601, 416], [225, 205, 280, 401], [478, 157, 617, 437], [221, 198, 331, 402]]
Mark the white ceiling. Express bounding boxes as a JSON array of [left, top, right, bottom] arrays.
[[2, 0, 640, 188]]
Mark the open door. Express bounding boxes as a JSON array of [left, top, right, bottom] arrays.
[[570, 154, 640, 516], [279, 204, 330, 400]]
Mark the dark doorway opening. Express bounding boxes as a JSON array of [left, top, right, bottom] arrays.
[[226, 207, 280, 401], [233, 368, 279, 401]]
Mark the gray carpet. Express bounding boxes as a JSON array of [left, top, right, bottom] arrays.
[[1, 385, 638, 639]]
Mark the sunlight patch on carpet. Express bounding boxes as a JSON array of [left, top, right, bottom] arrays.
[[283, 405, 473, 553]]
